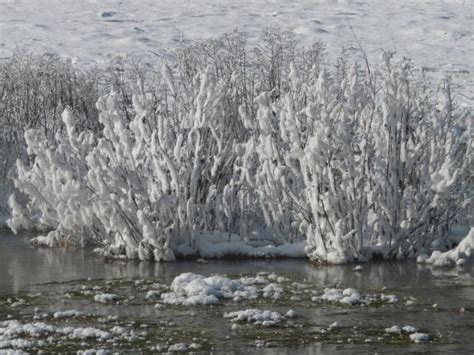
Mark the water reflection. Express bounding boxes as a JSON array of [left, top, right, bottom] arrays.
[[0, 231, 472, 296]]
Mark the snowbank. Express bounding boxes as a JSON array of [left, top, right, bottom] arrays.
[[418, 228, 473, 268], [175, 233, 306, 259]]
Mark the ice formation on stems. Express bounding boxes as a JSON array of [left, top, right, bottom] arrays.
[[248, 55, 471, 263], [8, 52, 471, 263]]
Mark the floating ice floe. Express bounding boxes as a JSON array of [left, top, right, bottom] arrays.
[[53, 310, 81, 319], [312, 287, 401, 307], [262, 283, 283, 299], [160, 273, 255, 306], [314, 288, 361, 305], [0, 320, 115, 350], [224, 309, 286, 327]]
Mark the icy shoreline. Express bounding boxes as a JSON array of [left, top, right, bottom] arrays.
[[25, 227, 473, 267]]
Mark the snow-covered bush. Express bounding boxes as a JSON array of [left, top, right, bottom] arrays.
[[6, 32, 472, 263], [249, 53, 471, 263], [0, 51, 102, 221]]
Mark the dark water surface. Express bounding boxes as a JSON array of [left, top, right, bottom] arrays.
[[1, 232, 473, 353]]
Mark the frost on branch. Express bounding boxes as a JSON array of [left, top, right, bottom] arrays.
[[8, 45, 471, 263]]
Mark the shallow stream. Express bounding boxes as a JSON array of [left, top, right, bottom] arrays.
[[1, 232, 473, 353]]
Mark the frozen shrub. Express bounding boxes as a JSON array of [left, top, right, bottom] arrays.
[[5, 32, 472, 262], [250, 53, 471, 263]]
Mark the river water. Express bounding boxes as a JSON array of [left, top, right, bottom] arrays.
[[1, 231, 473, 353]]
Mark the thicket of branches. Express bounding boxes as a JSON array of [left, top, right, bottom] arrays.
[[3, 30, 472, 262]]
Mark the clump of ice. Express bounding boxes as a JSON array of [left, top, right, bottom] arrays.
[[402, 325, 417, 333], [262, 283, 283, 299], [160, 273, 255, 306], [409, 332, 430, 343], [380, 294, 399, 304], [312, 286, 403, 307], [167, 343, 187, 352], [67, 327, 112, 340], [0, 320, 115, 350], [239, 275, 269, 286], [340, 288, 361, 305], [53, 310, 81, 319], [385, 325, 401, 334], [318, 288, 343, 302], [224, 309, 286, 327], [314, 288, 362, 305], [93, 293, 119, 303]]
